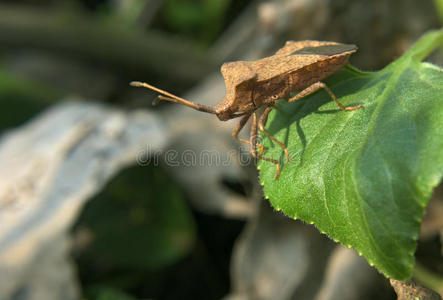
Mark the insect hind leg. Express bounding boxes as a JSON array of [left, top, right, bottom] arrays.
[[288, 81, 363, 111]]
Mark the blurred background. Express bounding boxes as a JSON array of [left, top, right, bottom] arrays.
[[0, 0, 442, 300]]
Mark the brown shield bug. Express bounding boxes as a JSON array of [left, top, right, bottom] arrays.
[[131, 40, 363, 179]]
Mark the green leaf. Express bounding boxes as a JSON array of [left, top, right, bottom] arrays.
[[434, 0, 443, 24], [258, 29, 443, 280]]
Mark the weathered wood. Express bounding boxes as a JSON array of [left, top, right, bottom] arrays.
[[390, 279, 442, 300], [0, 101, 168, 300]]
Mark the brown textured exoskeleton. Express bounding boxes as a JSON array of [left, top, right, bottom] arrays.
[[130, 40, 363, 178]]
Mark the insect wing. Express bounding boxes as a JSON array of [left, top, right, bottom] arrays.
[[289, 44, 357, 56], [255, 43, 357, 84]]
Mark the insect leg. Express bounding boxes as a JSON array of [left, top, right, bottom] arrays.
[[288, 82, 363, 111], [248, 113, 264, 157], [258, 106, 290, 162], [232, 114, 255, 157], [251, 112, 281, 179]]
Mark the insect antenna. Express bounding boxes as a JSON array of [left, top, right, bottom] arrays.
[[130, 81, 216, 114]]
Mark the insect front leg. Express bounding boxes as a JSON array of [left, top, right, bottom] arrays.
[[232, 114, 256, 157], [258, 106, 290, 162], [251, 112, 281, 179], [288, 82, 363, 111]]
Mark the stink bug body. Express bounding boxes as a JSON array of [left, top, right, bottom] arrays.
[[131, 40, 363, 178]]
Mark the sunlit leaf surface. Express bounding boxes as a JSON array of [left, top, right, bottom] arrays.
[[258, 29, 443, 280]]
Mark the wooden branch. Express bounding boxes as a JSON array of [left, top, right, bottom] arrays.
[[0, 4, 218, 83], [0, 101, 169, 299], [390, 279, 441, 300]]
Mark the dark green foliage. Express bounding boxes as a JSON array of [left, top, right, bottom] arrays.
[[74, 165, 196, 286]]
